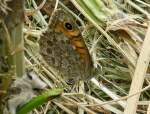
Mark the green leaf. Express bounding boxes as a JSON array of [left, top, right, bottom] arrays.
[[17, 88, 63, 114]]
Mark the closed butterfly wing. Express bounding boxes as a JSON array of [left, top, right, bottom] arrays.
[[39, 9, 93, 82]]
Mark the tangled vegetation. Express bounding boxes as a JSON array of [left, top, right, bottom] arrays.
[[0, 0, 150, 114]]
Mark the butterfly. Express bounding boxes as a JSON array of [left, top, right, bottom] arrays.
[[39, 8, 93, 83]]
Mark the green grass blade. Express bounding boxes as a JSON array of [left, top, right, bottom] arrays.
[[17, 88, 63, 114]]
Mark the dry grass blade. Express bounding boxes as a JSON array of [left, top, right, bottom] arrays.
[[124, 22, 150, 114]]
